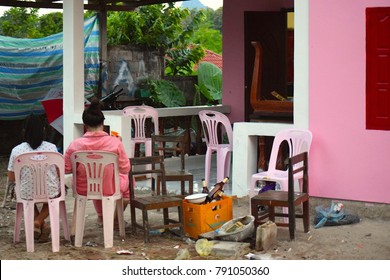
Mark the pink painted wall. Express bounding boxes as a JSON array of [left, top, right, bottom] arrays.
[[309, 0, 390, 203]]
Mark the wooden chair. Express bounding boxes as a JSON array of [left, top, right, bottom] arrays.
[[152, 134, 193, 196], [128, 155, 184, 243], [250, 152, 309, 240], [249, 129, 312, 198]]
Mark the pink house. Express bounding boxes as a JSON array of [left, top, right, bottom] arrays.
[[224, 0, 390, 204], [9, 0, 387, 205]]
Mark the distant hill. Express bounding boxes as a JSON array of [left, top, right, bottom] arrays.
[[180, 0, 207, 10]]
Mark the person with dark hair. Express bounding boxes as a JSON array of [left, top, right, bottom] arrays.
[[64, 98, 130, 226], [7, 114, 60, 241]]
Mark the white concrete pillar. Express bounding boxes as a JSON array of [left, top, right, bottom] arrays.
[[63, 0, 85, 152]]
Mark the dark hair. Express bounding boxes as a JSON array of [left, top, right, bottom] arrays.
[[23, 114, 45, 150], [82, 97, 105, 128]]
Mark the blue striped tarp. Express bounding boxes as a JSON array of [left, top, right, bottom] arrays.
[[0, 15, 100, 120]]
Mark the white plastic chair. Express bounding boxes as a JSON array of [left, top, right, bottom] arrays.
[[199, 110, 233, 186], [249, 129, 313, 207], [122, 105, 159, 158], [70, 151, 125, 248], [13, 151, 70, 252]]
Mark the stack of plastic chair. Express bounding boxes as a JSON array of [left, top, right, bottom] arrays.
[[70, 150, 125, 248], [13, 151, 70, 252], [198, 110, 233, 186], [122, 105, 159, 158], [249, 128, 312, 208]]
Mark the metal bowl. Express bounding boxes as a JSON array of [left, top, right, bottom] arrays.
[[185, 193, 208, 204]]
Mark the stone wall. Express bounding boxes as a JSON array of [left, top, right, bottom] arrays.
[[106, 45, 198, 105], [106, 45, 164, 96]]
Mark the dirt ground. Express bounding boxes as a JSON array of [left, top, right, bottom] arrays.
[[1, 155, 390, 260]]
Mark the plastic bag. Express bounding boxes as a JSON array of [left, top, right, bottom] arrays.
[[314, 201, 360, 228], [195, 239, 212, 257]]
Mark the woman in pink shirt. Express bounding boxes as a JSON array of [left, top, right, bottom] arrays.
[[64, 98, 130, 225]]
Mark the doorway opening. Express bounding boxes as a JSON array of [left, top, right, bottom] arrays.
[[244, 10, 294, 123]]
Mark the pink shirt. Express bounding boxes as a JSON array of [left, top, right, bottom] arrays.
[[64, 131, 130, 198]]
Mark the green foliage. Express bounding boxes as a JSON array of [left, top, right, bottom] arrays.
[[142, 79, 186, 108], [37, 12, 63, 36], [106, 4, 208, 75], [192, 26, 222, 54], [0, 7, 40, 38], [195, 62, 222, 104], [107, 4, 198, 52], [107, 11, 140, 46], [0, 7, 63, 38], [165, 44, 205, 76], [212, 7, 223, 33], [188, 8, 222, 54]]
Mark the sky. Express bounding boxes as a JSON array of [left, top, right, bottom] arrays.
[[0, 0, 223, 16], [179, 0, 223, 10]]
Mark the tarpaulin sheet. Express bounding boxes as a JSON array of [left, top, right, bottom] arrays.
[[0, 15, 100, 120]]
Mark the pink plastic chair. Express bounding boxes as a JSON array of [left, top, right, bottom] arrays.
[[70, 151, 125, 248], [13, 151, 70, 252], [122, 105, 159, 158], [199, 110, 233, 186], [249, 129, 312, 207]]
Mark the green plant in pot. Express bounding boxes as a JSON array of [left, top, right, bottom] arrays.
[[134, 77, 152, 99]]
